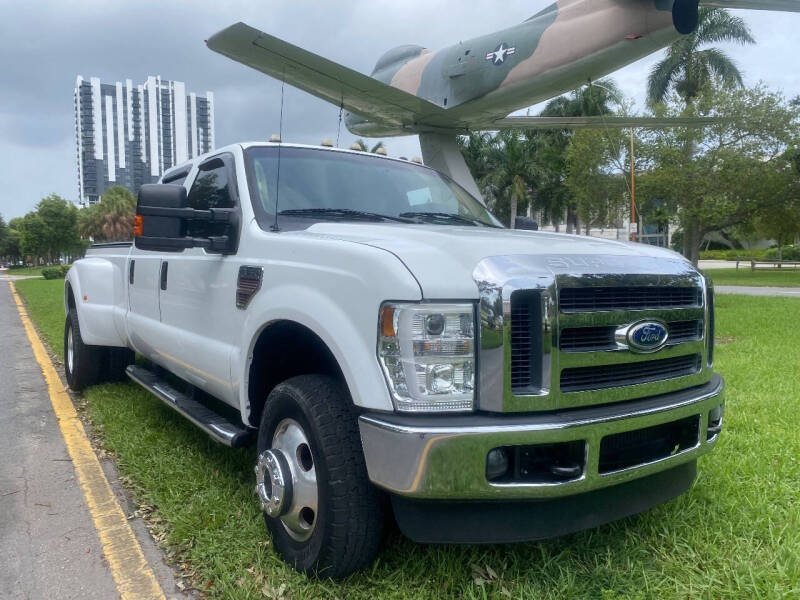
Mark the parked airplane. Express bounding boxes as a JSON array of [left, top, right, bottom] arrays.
[[207, 0, 799, 195]]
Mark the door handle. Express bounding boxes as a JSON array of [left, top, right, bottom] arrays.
[[129, 259, 135, 285], [160, 262, 168, 291]]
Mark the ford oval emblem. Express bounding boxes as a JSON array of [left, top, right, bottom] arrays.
[[619, 321, 669, 353]]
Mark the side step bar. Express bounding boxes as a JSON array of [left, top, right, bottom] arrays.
[[126, 365, 253, 448]]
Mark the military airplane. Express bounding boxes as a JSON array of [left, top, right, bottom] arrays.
[[207, 0, 799, 196]]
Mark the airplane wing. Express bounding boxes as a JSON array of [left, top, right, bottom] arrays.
[[206, 23, 449, 130], [699, 0, 800, 11], [490, 116, 719, 130]]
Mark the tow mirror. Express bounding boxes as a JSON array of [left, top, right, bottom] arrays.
[[134, 184, 238, 254], [134, 184, 187, 252], [515, 217, 539, 231]]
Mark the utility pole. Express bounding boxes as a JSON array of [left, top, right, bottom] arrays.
[[630, 129, 637, 242]]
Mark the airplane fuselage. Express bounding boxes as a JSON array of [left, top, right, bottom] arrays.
[[347, 0, 682, 136]]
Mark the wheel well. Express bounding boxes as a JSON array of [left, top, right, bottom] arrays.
[[248, 321, 347, 427], [66, 283, 76, 311]]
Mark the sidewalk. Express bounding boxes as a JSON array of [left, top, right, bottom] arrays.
[[715, 286, 800, 298]]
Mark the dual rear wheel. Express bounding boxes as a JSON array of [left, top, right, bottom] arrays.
[[64, 309, 133, 391]]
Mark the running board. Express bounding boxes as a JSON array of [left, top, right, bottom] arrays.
[[126, 365, 253, 448]]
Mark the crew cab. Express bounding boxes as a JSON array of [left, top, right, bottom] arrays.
[[64, 142, 724, 577]]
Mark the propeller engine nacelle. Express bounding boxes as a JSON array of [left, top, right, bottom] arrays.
[[672, 0, 701, 34]]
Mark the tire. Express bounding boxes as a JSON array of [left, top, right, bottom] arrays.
[[64, 309, 135, 390], [64, 309, 102, 391], [256, 375, 384, 578]]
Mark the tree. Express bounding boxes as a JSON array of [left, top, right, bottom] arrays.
[[751, 157, 800, 258], [0, 215, 7, 251], [78, 185, 136, 242], [352, 139, 386, 153], [640, 84, 798, 264], [481, 130, 539, 228], [564, 129, 627, 233], [19, 212, 49, 264], [538, 80, 624, 232], [647, 8, 754, 106], [36, 194, 80, 262], [541, 79, 623, 117], [1, 228, 21, 264]]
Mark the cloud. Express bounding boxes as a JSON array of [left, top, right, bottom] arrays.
[[0, 1, 797, 219]]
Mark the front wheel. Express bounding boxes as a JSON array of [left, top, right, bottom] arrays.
[[255, 375, 384, 578]]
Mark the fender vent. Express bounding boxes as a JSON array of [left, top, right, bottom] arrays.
[[236, 266, 263, 309]]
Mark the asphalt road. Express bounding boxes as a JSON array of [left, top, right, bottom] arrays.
[[0, 283, 122, 599]]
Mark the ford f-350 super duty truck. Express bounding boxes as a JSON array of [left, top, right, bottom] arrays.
[[65, 142, 723, 577]]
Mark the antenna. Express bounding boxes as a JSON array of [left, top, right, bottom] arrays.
[[271, 77, 285, 232], [336, 97, 344, 147]]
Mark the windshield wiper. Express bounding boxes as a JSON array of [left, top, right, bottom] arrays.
[[279, 208, 415, 223], [399, 212, 499, 227]]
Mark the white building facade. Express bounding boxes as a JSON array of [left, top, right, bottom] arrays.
[[74, 75, 215, 204]]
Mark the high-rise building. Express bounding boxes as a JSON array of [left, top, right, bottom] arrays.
[[74, 75, 215, 205]]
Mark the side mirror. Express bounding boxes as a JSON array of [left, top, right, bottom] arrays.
[[134, 184, 187, 252], [134, 184, 238, 254], [515, 217, 539, 231]]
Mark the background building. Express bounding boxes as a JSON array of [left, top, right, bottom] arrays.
[[74, 75, 215, 205]]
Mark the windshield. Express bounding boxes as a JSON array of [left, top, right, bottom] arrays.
[[244, 146, 503, 229]]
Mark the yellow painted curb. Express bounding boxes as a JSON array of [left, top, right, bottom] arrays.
[[10, 282, 166, 600]]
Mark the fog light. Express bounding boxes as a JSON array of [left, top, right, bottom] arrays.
[[486, 448, 510, 481], [708, 404, 723, 439]]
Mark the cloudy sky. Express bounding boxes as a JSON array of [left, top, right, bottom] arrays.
[[1, 0, 798, 220]]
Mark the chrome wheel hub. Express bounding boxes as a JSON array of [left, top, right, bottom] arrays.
[[255, 418, 318, 541], [66, 327, 74, 373]]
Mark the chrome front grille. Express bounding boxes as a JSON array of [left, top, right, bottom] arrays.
[[476, 254, 714, 413], [510, 291, 543, 394], [559, 286, 702, 312], [560, 354, 702, 393], [560, 319, 703, 352]]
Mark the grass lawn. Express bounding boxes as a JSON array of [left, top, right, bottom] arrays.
[[12, 278, 800, 599], [703, 267, 800, 288], [5, 266, 46, 277]]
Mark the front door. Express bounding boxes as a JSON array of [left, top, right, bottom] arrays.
[[157, 153, 242, 405]]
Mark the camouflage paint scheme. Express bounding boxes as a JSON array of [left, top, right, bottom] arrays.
[[206, 0, 798, 138], [347, 0, 678, 135]]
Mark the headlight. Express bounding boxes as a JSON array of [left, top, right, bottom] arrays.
[[378, 302, 475, 412]]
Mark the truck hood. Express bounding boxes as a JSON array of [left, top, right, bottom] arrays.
[[296, 223, 692, 298]]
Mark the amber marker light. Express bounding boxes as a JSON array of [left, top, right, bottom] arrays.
[[380, 305, 396, 337], [133, 215, 143, 236]]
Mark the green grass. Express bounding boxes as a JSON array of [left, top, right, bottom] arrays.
[[12, 279, 800, 599], [703, 267, 800, 287], [6, 266, 46, 277], [15, 279, 65, 360]]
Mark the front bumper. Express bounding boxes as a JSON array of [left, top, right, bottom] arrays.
[[358, 375, 723, 501]]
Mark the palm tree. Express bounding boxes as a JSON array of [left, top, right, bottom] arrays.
[[538, 79, 623, 232], [352, 139, 387, 153], [482, 130, 539, 228], [647, 8, 754, 106], [541, 79, 623, 117], [78, 186, 136, 242]]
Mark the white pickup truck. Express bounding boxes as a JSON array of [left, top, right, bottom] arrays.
[[65, 142, 724, 577]]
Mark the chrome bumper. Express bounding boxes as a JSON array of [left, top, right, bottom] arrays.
[[359, 376, 723, 500]]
